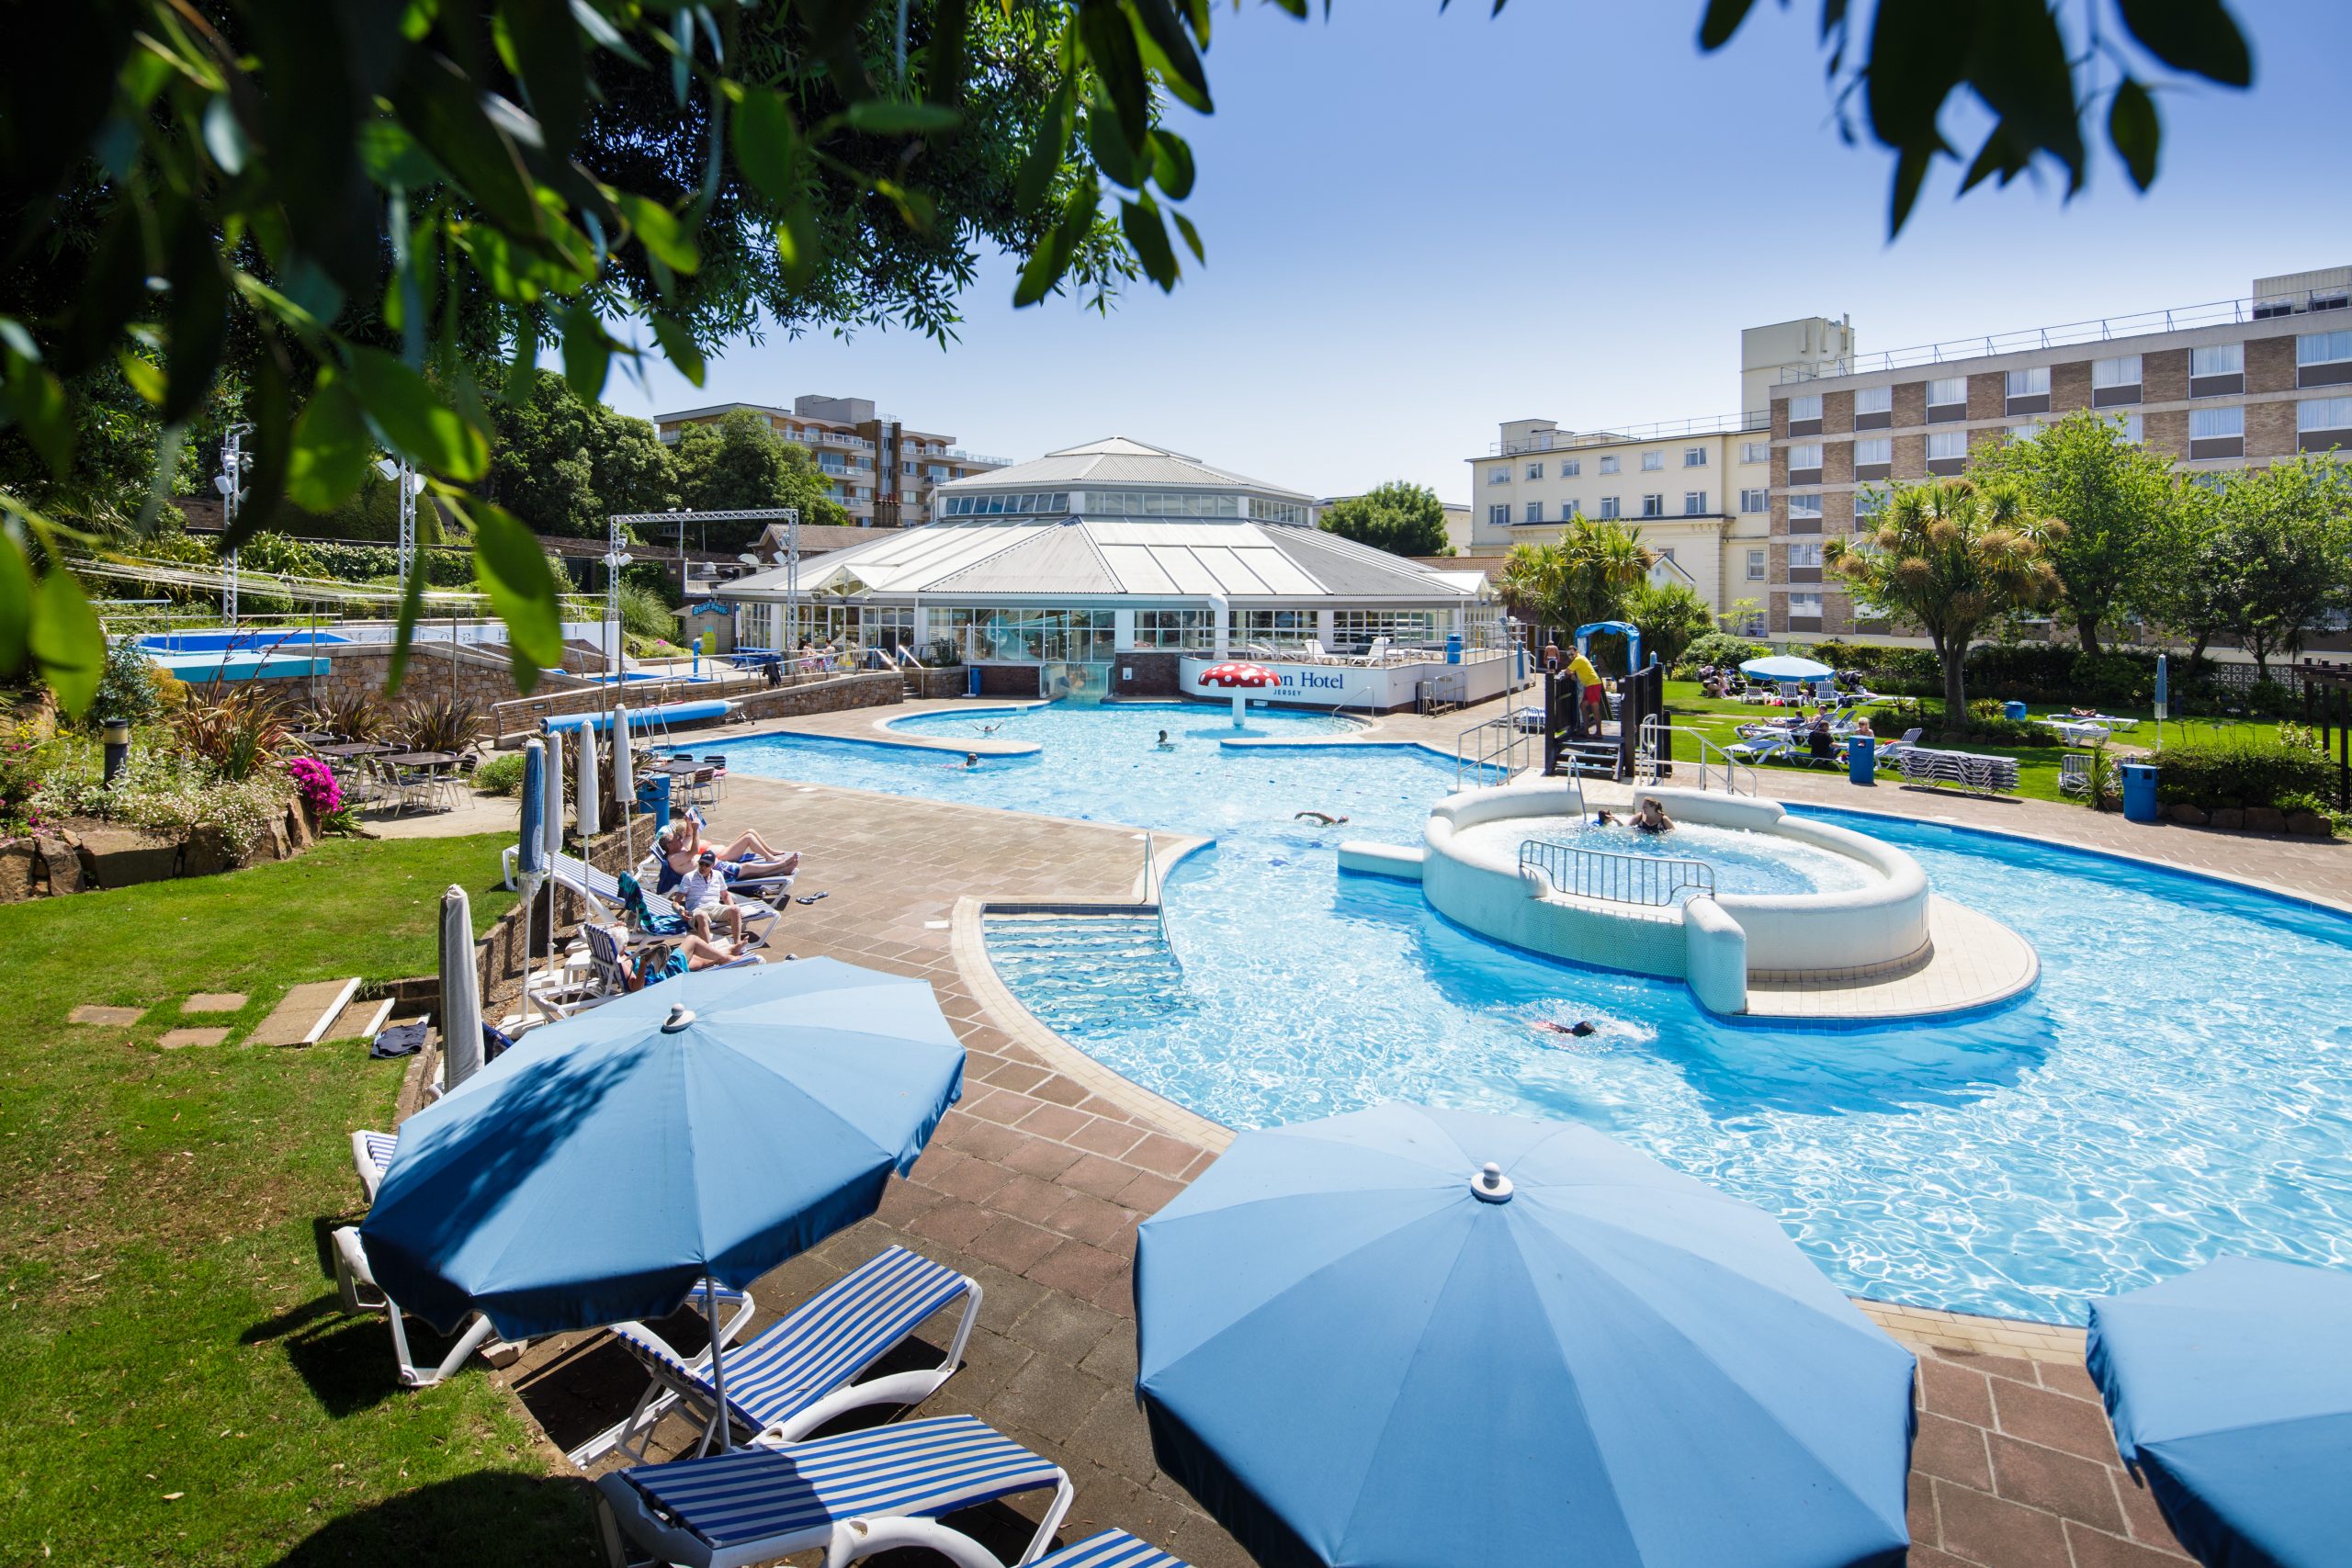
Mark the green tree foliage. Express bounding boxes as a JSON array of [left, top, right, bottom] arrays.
[[0, 0, 2267, 708], [1318, 481, 1452, 558], [669, 411, 848, 547], [484, 371, 677, 538], [1826, 477, 2064, 715], [1972, 410, 2179, 656], [2202, 456, 2352, 675], [1624, 580, 1717, 671], [1498, 519, 1653, 648]]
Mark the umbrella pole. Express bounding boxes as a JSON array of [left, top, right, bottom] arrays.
[[702, 1275, 730, 1455]]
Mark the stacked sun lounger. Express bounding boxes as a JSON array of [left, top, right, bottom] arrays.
[[1896, 747, 2020, 795]]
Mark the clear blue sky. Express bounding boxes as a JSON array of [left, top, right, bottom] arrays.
[[605, 1, 2352, 505]]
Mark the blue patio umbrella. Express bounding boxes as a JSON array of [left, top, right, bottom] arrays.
[[1740, 654, 1837, 683], [2086, 1258, 2352, 1568], [516, 739, 547, 878], [359, 957, 965, 1343], [1136, 1105, 1917, 1568]]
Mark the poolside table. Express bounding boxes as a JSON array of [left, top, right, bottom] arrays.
[[384, 750, 463, 770], [315, 741, 399, 758]]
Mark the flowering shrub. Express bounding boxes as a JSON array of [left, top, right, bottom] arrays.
[[0, 720, 57, 837], [34, 749, 288, 854], [286, 755, 342, 816]]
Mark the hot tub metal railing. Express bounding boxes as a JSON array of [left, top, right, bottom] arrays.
[[1517, 838, 1716, 908]]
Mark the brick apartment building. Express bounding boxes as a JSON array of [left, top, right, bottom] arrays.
[[1762, 266, 2352, 637], [651, 395, 1009, 528]]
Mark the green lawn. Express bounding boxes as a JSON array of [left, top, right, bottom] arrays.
[[0, 835, 595, 1565]]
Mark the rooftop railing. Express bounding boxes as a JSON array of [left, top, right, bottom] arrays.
[[1775, 287, 2352, 384], [1489, 412, 1767, 456]]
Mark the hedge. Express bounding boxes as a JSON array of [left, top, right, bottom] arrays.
[[1802, 640, 2301, 716], [2150, 736, 2338, 811]]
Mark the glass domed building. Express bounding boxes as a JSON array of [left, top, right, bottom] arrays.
[[718, 437, 1513, 709]]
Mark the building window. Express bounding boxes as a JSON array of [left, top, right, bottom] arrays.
[[1787, 493, 1824, 519], [1523, 502, 1544, 524], [2299, 331, 2352, 388], [1787, 394, 1823, 434], [1682, 491, 1707, 515], [1641, 493, 1664, 517], [1853, 386, 1893, 429], [1488, 503, 1510, 526], [1788, 442, 1824, 484], [1527, 462, 1544, 479], [1246, 496, 1310, 525], [2093, 354, 2143, 407], [1853, 435, 1892, 471], [2190, 344, 2245, 398], [1600, 455, 1620, 474], [2298, 397, 2352, 451], [2188, 404, 2245, 458], [1926, 377, 1967, 419], [2005, 366, 2052, 414], [1561, 458, 1581, 477], [1683, 446, 1708, 468], [1487, 467, 1510, 484], [1789, 540, 1824, 568], [1739, 488, 1769, 513], [1641, 450, 1664, 471], [1854, 487, 1886, 518], [2116, 412, 2143, 444], [1599, 495, 1621, 519], [1133, 609, 1216, 649], [1331, 610, 1439, 650], [1788, 592, 1824, 621], [1656, 547, 1677, 563], [1740, 442, 1771, 464], [1927, 429, 1968, 472], [2009, 423, 2045, 443], [1562, 499, 1582, 519], [1746, 548, 1766, 581]]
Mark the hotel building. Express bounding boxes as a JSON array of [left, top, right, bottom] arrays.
[[650, 395, 1010, 527], [1763, 267, 2352, 637]]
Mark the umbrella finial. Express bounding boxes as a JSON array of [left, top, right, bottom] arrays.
[[1472, 1161, 1514, 1203], [662, 1004, 696, 1033]]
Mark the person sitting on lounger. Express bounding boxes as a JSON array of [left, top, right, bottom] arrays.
[[672, 850, 748, 945], [1807, 719, 1838, 762], [657, 818, 798, 887], [629, 931, 745, 989], [1634, 796, 1675, 835]]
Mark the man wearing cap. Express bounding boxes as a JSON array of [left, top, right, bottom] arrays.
[[673, 848, 748, 946]]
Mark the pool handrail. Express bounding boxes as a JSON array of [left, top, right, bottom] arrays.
[[1517, 837, 1717, 908], [1638, 715, 1758, 796]]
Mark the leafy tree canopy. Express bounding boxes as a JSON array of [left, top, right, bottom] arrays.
[[484, 370, 677, 538], [1625, 580, 1717, 671], [1318, 481, 1451, 558], [1498, 519, 1653, 653], [669, 409, 849, 548], [2199, 455, 2352, 675], [1971, 409, 2180, 656]]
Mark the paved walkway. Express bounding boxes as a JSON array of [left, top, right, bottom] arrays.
[[467, 693, 2352, 1564]]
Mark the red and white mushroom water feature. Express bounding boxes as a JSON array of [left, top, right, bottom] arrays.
[[1199, 660, 1283, 727]]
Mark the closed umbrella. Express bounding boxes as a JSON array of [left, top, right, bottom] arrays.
[[361, 957, 964, 1399], [438, 885, 483, 1091], [1136, 1104, 1917, 1568], [516, 739, 547, 879], [541, 724, 565, 863], [574, 722, 601, 839], [1740, 654, 1836, 684], [2087, 1257, 2352, 1568], [612, 704, 635, 850]]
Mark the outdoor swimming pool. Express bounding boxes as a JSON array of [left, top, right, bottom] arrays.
[[722, 702, 2352, 1325], [1451, 812, 1880, 897]]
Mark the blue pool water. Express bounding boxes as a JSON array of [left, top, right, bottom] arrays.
[[138, 629, 352, 653], [722, 702, 2352, 1324]]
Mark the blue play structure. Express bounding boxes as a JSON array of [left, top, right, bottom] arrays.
[[1574, 619, 1644, 673]]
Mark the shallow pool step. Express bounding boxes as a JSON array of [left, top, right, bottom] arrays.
[[985, 913, 1190, 1020]]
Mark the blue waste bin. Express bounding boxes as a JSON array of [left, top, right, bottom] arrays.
[[2003, 700, 2029, 721], [2121, 762, 2159, 823], [1848, 733, 1875, 785], [967, 665, 982, 697], [1445, 632, 1463, 665], [635, 771, 672, 831]]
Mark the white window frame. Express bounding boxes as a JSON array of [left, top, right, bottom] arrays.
[[2005, 367, 2051, 398], [1739, 442, 1771, 464], [1641, 450, 1664, 471], [1682, 491, 1707, 515], [2094, 354, 2142, 389], [2117, 413, 2143, 444], [1745, 548, 1766, 581], [1788, 393, 1823, 422], [1787, 493, 1824, 520], [1523, 501, 1544, 524], [2297, 398, 2352, 432], [1599, 455, 1620, 474], [2300, 332, 2352, 367], [2191, 344, 2244, 378], [2189, 406, 2244, 439], [1599, 495, 1622, 519], [1789, 442, 1824, 470], [1927, 430, 1967, 461], [1527, 462, 1544, 479], [1926, 377, 1966, 408], [1787, 592, 1825, 616], [1788, 540, 1825, 568], [1487, 503, 1510, 526], [1854, 386, 1892, 416], [1738, 488, 1768, 513], [1561, 458, 1581, 477], [1640, 493, 1665, 517], [1853, 436, 1891, 466], [1683, 446, 1708, 468]]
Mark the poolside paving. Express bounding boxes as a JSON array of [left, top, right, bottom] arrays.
[[460, 697, 2317, 1564]]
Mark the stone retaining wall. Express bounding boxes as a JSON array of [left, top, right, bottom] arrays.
[[0, 795, 322, 901], [728, 670, 906, 722]]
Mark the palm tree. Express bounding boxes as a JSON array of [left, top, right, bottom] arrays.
[[1826, 478, 2064, 718], [1498, 520, 1653, 655]]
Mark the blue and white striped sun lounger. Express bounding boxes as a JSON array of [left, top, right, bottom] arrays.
[[550, 851, 781, 950], [603, 1245, 980, 1461], [594, 1415, 1073, 1568], [828, 1520, 1190, 1568], [351, 1128, 400, 1203]]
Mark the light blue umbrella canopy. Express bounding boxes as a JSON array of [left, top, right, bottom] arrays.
[[360, 958, 964, 1341], [1740, 654, 1837, 682], [2086, 1258, 2352, 1568], [516, 739, 546, 877], [1136, 1105, 1917, 1568]]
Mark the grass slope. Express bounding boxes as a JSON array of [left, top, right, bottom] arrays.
[[0, 835, 595, 1565]]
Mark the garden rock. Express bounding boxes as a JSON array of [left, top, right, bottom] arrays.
[[2287, 812, 2331, 838], [2167, 805, 2210, 826], [74, 824, 182, 888], [2243, 807, 2287, 834], [239, 817, 295, 866], [0, 841, 35, 902], [283, 800, 313, 852], [183, 826, 234, 877], [2209, 807, 2245, 830], [37, 833, 86, 894]]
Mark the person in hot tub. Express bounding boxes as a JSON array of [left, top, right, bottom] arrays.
[[1633, 796, 1675, 835]]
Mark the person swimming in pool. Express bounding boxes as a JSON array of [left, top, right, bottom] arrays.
[[1633, 796, 1674, 835], [953, 752, 979, 770], [1532, 1019, 1598, 1037], [1591, 809, 1617, 827], [1155, 729, 1174, 750], [1294, 810, 1349, 826]]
